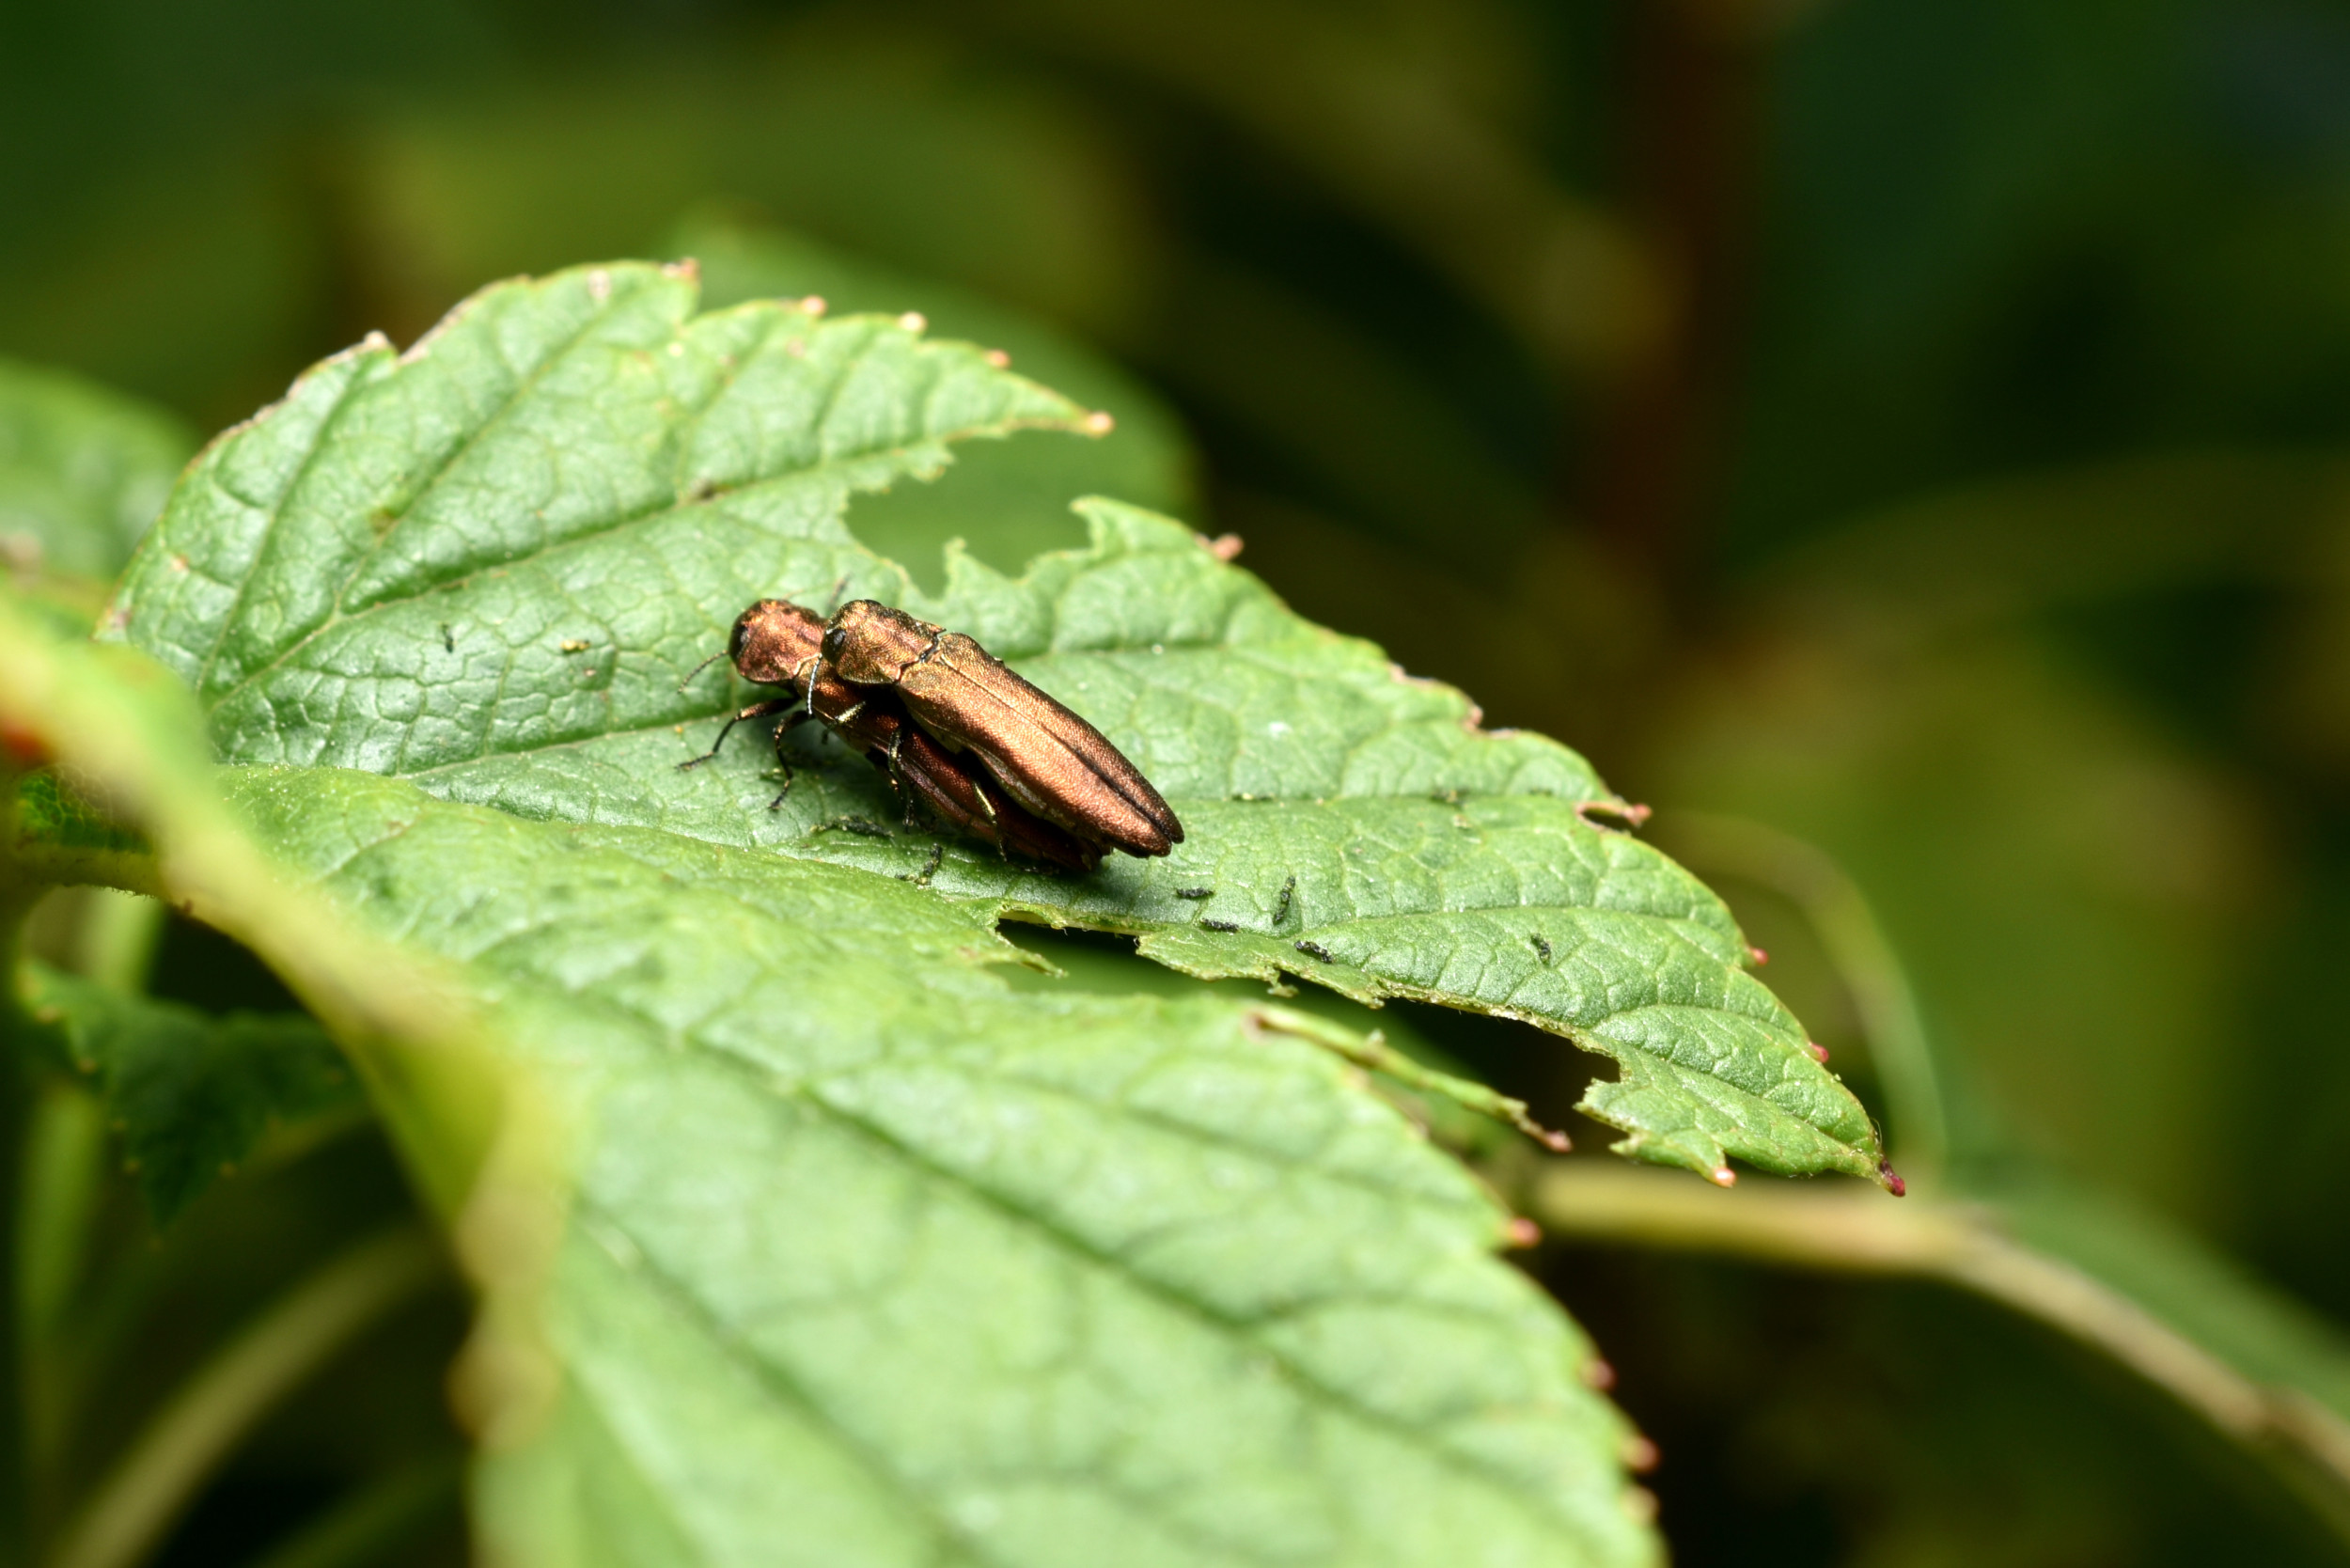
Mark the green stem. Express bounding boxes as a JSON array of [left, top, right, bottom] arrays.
[[1653, 811, 1950, 1181], [18, 1078, 105, 1525], [73, 891, 162, 994], [45, 1227, 443, 1568], [1522, 1162, 2350, 1544]]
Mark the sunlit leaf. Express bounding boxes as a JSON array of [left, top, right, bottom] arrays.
[[106, 264, 1886, 1188]]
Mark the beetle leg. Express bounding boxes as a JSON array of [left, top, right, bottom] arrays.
[[766, 761, 796, 810], [680, 698, 795, 770], [884, 731, 921, 826], [965, 780, 1011, 858]]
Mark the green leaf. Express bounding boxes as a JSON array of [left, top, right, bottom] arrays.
[[20, 963, 360, 1223], [76, 263, 1674, 1561], [0, 357, 194, 582], [107, 261, 1886, 1187], [224, 764, 1655, 1568]]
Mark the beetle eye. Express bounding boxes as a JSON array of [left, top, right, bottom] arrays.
[[821, 625, 846, 664], [728, 617, 752, 661]]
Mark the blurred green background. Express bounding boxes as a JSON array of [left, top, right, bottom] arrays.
[[8, 0, 2350, 1561]]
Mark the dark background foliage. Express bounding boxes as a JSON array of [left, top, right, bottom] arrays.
[[7, 0, 2350, 1561]]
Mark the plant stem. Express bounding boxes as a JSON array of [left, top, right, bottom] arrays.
[[45, 1226, 443, 1568], [18, 1078, 105, 1525], [1521, 1161, 2350, 1542], [73, 891, 161, 995]]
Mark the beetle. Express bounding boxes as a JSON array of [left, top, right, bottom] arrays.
[[820, 599, 1183, 858], [681, 599, 1102, 872]]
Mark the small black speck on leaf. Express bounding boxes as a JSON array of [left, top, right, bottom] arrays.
[[1198, 917, 1240, 933], [1294, 940, 1335, 963], [1172, 886, 1214, 900]]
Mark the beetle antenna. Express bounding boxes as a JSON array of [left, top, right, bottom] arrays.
[[677, 650, 729, 694]]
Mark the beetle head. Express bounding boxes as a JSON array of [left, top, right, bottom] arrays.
[[822, 600, 933, 684], [729, 599, 826, 688]]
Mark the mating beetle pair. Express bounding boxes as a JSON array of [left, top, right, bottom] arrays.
[[682, 598, 1183, 872]]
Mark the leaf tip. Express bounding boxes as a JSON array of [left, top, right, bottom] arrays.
[[799, 294, 828, 318], [1622, 1435, 1660, 1474], [983, 348, 1011, 368], [1581, 1357, 1617, 1390], [665, 255, 700, 284], [1501, 1215, 1542, 1249], [1707, 1165, 1737, 1188], [1082, 410, 1116, 436], [898, 311, 928, 334], [1879, 1159, 1907, 1198]]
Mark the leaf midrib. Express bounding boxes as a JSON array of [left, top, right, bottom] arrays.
[[335, 287, 650, 619]]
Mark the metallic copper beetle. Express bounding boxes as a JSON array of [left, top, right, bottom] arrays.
[[820, 599, 1183, 859]]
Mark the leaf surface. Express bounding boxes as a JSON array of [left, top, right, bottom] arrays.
[[108, 263, 1886, 1186], [216, 764, 1654, 1568]]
